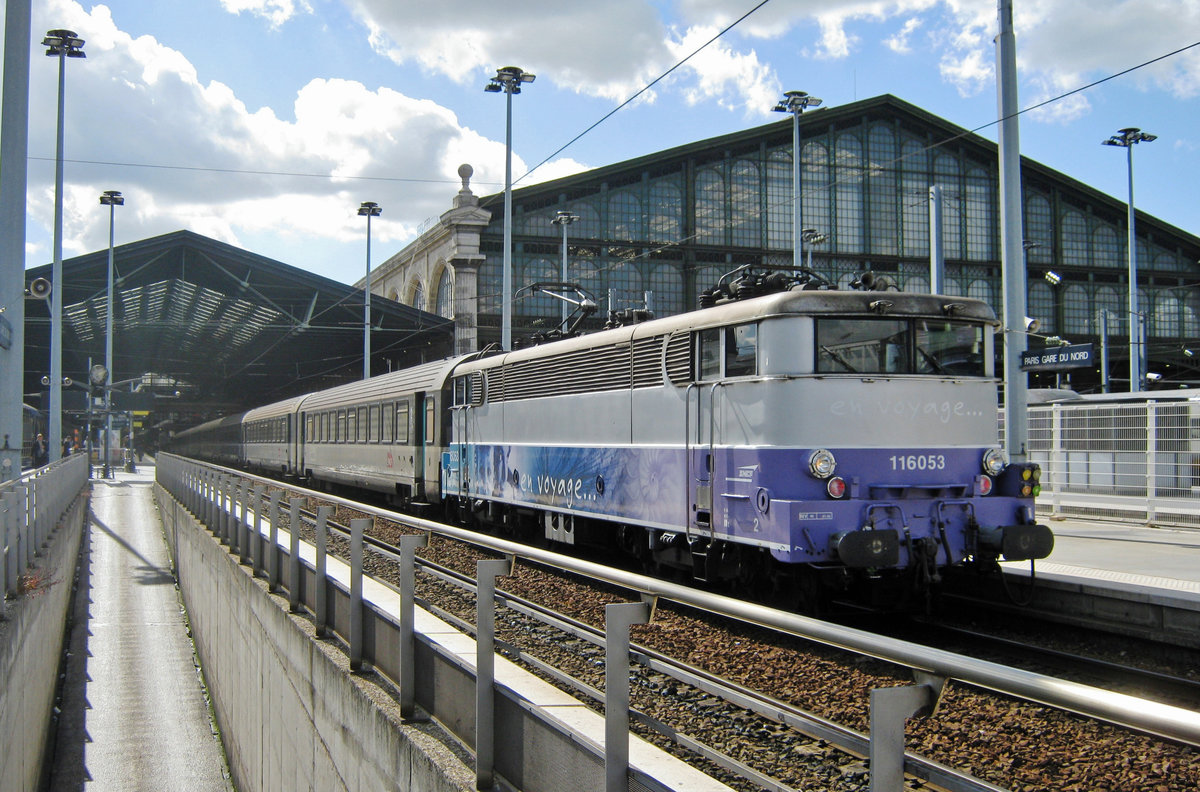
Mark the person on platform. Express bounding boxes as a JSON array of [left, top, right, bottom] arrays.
[[32, 433, 49, 467]]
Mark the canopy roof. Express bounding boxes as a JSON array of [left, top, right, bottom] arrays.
[[24, 231, 453, 419]]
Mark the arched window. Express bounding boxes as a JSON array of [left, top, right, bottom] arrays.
[[523, 212, 555, 236], [1092, 226, 1120, 268], [766, 149, 792, 250], [1024, 193, 1053, 265], [900, 138, 929, 258], [933, 153, 961, 259], [801, 141, 830, 251], [649, 178, 683, 243], [696, 166, 725, 244], [573, 202, 600, 239], [1061, 210, 1088, 267], [479, 257, 501, 313], [1094, 286, 1122, 336], [867, 125, 897, 256], [519, 258, 558, 319], [834, 134, 863, 252], [903, 273, 931, 293], [569, 259, 603, 306], [1152, 290, 1181, 339], [434, 267, 453, 318], [649, 263, 684, 315], [964, 167, 994, 261], [1028, 281, 1056, 335], [1183, 292, 1200, 337], [408, 278, 424, 311], [730, 159, 761, 247], [608, 191, 642, 241], [1062, 284, 1090, 335]]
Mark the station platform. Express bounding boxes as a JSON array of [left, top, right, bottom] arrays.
[[47, 461, 233, 790], [1007, 515, 1200, 599]]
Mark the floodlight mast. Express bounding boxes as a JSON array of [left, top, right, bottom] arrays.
[[485, 66, 535, 350]]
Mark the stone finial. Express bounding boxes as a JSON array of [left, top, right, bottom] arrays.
[[458, 164, 473, 194]]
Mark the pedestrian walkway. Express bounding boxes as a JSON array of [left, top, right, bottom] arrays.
[[47, 462, 232, 791]]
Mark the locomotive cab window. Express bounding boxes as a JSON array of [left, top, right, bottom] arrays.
[[816, 318, 987, 377], [697, 323, 758, 380]]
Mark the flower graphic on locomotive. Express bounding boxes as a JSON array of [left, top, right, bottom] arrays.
[[467, 444, 685, 524]]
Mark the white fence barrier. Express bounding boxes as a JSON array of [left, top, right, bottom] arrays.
[[1003, 399, 1200, 528]]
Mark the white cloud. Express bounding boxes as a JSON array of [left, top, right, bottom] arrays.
[[24, 0, 577, 279], [218, 0, 312, 27], [885, 17, 923, 53], [665, 25, 779, 116]]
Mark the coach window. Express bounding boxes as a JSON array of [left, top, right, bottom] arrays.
[[382, 403, 394, 443], [369, 405, 380, 442], [725, 323, 757, 377], [340, 409, 350, 443], [355, 406, 366, 442], [396, 402, 410, 444]]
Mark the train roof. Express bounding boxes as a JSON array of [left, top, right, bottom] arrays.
[[295, 354, 478, 412], [458, 289, 997, 373], [173, 412, 245, 439], [244, 395, 310, 422]]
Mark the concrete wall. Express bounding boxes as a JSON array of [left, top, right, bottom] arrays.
[[155, 490, 476, 792], [0, 496, 86, 792]]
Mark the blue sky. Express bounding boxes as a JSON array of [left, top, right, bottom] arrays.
[[6, 0, 1199, 286]]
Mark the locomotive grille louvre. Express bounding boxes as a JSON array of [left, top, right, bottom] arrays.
[[665, 332, 693, 386], [469, 372, 484, 406], [631, 336, 664, 388]]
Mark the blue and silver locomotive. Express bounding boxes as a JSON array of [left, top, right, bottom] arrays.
[[172, 281, 1052, 609]]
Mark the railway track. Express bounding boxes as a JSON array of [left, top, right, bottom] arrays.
[[260, 489, 1200, 792]]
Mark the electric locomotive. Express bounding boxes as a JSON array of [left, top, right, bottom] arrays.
[[171, 282, 1053, 609]]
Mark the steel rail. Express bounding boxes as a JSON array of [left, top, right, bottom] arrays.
[[304, 506, 1003, 792], [171, 455, 1200, 747]]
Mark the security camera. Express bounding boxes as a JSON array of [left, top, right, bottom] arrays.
[[1146, 372, 1162, 382]]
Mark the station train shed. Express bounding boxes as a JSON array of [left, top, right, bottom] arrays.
[[23, 230, 453, 444]]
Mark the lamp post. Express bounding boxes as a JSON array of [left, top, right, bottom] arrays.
[[358, 201, 381, 380], [43, 28, 85, 462], [99, 190, 122, 477], [800, 228, 826, 271], [551, 210, 578, 327], [1103, 127, 1156, 392], [486, 66, 535, 350], [773, 90, 822, 272]]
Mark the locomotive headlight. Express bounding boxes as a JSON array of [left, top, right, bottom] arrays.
[[982, 448, 1007, 477], [808, 449, 837, 479]]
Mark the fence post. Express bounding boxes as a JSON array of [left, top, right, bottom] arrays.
[[475, 557, 511, 790], [314, 505, 332, 636], [268, 491, 283, 591], [349, 517, 369, 671], [4, 492, 18, 598], [868, 674, 946, 792], [252, 485, 266, 575], [1146, 401, 1158, 523], [16, 486, 30, 571], [288, 498, 303, 612], [1, 493, 10, 611], [398, 533, 428, 718], [605, 601, 651, 792]]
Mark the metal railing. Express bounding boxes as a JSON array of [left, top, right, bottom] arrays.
[[157, 453, 1200, 792], [1, 454, 90, 615], [1009, 399, 1200, 527]]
